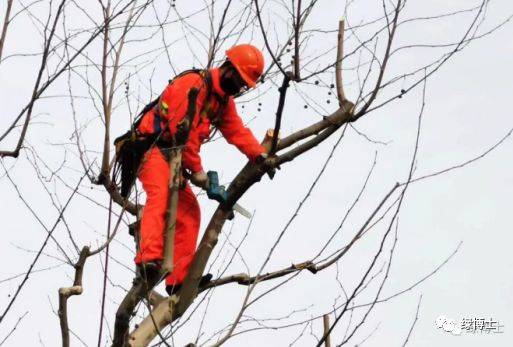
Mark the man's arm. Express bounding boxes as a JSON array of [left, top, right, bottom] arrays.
[[218, 98, 266, 161]]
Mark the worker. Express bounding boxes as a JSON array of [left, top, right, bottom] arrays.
[[134, 44, 267, 295]]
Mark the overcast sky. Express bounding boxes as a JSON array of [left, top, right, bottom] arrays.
[[0, 0, 512, 346]]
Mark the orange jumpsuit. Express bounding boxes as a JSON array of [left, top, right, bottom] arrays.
[[135, 68, 265, 286]]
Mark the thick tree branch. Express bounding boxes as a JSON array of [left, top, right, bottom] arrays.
[[276, 101, 353, 152], [276, 100, 354, 165]]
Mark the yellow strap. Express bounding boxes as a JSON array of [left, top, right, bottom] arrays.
[[200, 100, 212, 119]]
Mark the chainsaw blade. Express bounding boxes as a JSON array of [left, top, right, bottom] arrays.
[[233, 203, 252, 219]]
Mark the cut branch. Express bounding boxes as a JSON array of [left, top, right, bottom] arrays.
[[58, 246, 90, 347], [336, 19, 347, 104]]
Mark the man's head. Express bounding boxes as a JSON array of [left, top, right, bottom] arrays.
[[220, 44, 264, 96]]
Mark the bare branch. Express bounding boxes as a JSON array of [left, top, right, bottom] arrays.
[[0, 163, 89, 325], [269, 72, 293, 154], [58, 246, 90, 347], [0, 0, 14, 62], [402, 295, 422, 346], [0, 0, 67, 158], [335, 19, 347, 104]]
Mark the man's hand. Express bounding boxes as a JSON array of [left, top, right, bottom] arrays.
[[255, 152, 277, 179], [255, 152, 268, 164], [190, 170, 209, 189]]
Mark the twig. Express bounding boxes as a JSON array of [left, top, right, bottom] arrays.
[[0, 0, 67, 158], [97, 198, 113, 347], [99, 0, 137, 182], [99, 0, 112, 181], [207, 0, 233, 67], [402, 295, 422, 346], [0, 0, 14, 62], [0, 0, 139, 147], [270, 73, 292, 154], [0, 166, 88, 325], [354, 0, 402, 119], [319, 63, 425, 346], [254, 0, 288, 77], [408, 126, 513, 185], [0, 311, 28, 346], [293, 0, 302, 80]]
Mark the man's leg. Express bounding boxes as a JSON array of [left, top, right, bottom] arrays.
[[135, 147, 170, 264], [165, 183, 201, 287]]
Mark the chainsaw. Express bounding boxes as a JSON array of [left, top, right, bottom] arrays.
[[206, 171, 252, 219]]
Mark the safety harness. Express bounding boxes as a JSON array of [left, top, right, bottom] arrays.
[[114, 69, 228, 198]]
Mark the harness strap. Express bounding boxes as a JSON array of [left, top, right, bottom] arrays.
[[153, 113, 162, 134], [136, 69, 229, 140], [198, 71, 229, 126]]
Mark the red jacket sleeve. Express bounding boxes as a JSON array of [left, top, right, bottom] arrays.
[[218, 98, 266, 161], [159, 73, 208, 173]]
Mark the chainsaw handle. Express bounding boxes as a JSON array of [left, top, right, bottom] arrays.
[[207, 171, 219, 188], [206, 171, 227, 203]]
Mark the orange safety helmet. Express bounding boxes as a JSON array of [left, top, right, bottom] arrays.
[[225, 44, 264, 88]]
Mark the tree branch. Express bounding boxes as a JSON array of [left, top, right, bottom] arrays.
[[0, 0, 14, 62], [335, 19, 347, 104], [0, 0, 67, 158], [58, 246, 90, 347]]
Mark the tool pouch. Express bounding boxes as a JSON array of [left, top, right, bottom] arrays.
[[114, 131, 158, 198]]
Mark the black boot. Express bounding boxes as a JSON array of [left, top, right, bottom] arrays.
[[165, 273, 213, 296], [199, 273, 213, 288], [165, 283, 182, 296], [138, 260, 162, 283]]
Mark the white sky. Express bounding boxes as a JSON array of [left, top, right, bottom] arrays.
[[0, 0, 512, 346]]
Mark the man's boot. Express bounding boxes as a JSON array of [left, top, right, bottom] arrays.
[[165, 273, 213, 296], [137, 260, 162, 286]]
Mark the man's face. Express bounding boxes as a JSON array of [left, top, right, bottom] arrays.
[[220, 65, 248, 96]]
